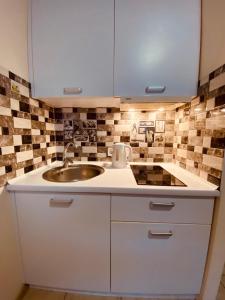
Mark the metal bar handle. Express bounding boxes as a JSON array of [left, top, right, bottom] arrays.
[[148, 230, 173, 239], [150, 201, 175, 210], [49, 199, 74, 208], [63, 87, 82, 95], [145, 86, 166, 94]]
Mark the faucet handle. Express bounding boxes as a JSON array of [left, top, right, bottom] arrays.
[[63, 157, 74, 168]]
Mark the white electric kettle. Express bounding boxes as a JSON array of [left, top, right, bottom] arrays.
[[112, 143, 132, 168]]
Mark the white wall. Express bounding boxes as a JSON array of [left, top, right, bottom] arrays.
[[200, 0, 225, 80], [0, 0, 28, 299], [0, 188, 23, 300], [199, 1, 225, 298], [0, 0, 28, 80]]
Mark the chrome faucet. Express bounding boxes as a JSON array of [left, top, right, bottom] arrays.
[[62, 141, 78, 168]]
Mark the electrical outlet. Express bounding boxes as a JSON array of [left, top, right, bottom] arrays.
[[107, 147, 113, 157]]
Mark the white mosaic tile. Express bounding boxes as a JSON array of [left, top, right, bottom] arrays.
[[33, 157, 42, 164], [0, 167, 5, 176], [38, 116, 45, 122], [29, 98, 39, 107], [203, 155, 223, 171], [82, 146, 97, 153], [0, 106, 11, 116], [13, 135, 22, 146], [10, 98, 20, 111], [46, 123, 55, 131], [16, 168, 25, 177], [209, 72, 225, 92], [1, 146, 14, 155], [31, 129, 41, 135], [16, 150, 33, 163], [97, 131, 107, 136], [13, 117, 31, 129], [47, 146, 56, 155]]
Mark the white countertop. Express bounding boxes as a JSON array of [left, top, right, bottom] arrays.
[[7, 161, 220, 197]]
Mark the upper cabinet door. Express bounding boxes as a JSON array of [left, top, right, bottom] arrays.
[[114, 0, 201, 97], [30, 0, 114, 97]]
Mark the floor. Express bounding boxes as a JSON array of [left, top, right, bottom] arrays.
[[22, 288, 197, 300]]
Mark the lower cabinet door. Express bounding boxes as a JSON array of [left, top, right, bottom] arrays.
[[111, 222, 211, 295], [15, 193, 110, 292]]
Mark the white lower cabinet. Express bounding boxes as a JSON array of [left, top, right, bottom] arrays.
[[14, 191, 214, 296], [111, 222, 211, 295], [15, 192, 110, 292]]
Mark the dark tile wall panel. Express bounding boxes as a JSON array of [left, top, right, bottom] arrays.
[[0, 66, 57, 186], [174, 63, 225, 186]]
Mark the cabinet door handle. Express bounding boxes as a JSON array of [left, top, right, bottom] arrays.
[[150, 201, 175, 210], [145, 86, 166, 94], [49, 199, 74, 207], [63, 87, 82, 95], [148, 230, 173, 239]]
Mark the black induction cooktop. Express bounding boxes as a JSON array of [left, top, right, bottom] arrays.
[[130, 165, 186, 187]]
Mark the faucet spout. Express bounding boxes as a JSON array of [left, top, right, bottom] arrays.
[[62, 141, 78, 168]]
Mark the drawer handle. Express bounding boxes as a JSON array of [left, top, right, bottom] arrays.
[[145, 86, 166, 94], [49, 199, 74, 208], [63, 87, 82, 95], [150, 201, 175, 210], [148, 230, 173, 239]]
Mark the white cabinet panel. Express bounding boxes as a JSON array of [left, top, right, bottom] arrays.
[[114, 0, 200, 97], [111, 222, 210, 294], [30, 0, 114, 97], [15, 193, 110, 292], [111, 195, 214, 224]]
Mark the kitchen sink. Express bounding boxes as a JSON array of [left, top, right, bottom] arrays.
[[42, 164, 104, 182]]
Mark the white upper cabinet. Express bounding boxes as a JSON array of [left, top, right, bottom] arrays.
[[114, 0, 201, 97], [29, 0, 114, 97], [29, 0, 200, 99]]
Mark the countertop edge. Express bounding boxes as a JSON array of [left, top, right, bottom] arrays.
[[6, 184, 220, 197]]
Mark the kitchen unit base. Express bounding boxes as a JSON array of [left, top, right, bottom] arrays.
[[9, 167, 216, 298]]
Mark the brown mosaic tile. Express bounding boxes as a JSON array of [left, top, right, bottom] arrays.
[[0, 135, 13, 147], [0, 95, 10, 107]]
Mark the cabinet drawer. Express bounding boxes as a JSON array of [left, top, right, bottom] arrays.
[[111, 222, 210, 294], [111, 195, 214, 224]]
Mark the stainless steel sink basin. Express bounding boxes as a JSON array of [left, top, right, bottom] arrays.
[[42, 164, 104, 182]]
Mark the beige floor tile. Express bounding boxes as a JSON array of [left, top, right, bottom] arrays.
[[65, 294, 121, 300], [121, 298, 195, 300], [23, 288, 66, 300], [217, 284, 225, 300], [65, 295, 195, 300]]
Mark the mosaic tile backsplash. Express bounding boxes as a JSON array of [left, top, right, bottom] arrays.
[[54, 108, 175, 163], [0, 66, 57, 186], [174, 65, 225, 186], [0, 63, 225, 187]]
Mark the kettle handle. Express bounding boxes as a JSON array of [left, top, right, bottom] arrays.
[[125, 145, 132, 162]]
